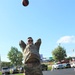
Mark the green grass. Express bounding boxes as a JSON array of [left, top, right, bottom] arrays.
[[48, 66, 52, 70], [14, 73, 24, 75], [0, 71, 2, 75]]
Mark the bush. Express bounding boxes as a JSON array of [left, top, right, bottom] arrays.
[[41, 64, 48, 71], [48, 65, 52, 70]]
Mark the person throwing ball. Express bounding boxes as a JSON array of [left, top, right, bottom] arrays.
[[19, 37, 43, 75]]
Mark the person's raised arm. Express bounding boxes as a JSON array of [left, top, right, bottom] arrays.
[[35, 38, 41, 50], [19, 40, 26, 52]]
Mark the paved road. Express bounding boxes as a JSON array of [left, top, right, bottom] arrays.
[[3, 68, 75, 75], [43, 68, 75, 75]]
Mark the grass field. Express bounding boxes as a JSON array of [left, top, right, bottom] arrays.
[[0, 72, 23, 75], [15, 73, 23, 75], [0, 71, 2, 75]]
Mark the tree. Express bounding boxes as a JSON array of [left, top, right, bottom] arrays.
[[65, 56, 72, 61], [1, 61, 12, 67], [8, 47, 23, 66], [52, 45, 67, 62]]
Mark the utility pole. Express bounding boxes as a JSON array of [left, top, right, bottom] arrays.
[[73, 49, 74, 57], [59, 43, 61, 46]]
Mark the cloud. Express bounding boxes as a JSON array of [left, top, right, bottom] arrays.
[[57, 36, 75, 44]]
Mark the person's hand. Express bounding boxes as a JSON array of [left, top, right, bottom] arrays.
[[35, 38, 41, 50], [19, 40, 26, 51]]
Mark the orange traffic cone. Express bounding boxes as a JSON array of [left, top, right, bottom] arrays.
[[22, 0, 29, 6]]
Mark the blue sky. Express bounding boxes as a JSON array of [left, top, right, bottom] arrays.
[[0, 0, 75, 62]]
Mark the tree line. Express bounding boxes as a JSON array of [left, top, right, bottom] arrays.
[[1, 45, 72, 67]]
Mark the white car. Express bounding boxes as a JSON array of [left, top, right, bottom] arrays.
[[71, 62, 75, 68], [2, 67, 10, 74], [52, 63, 64, 69]]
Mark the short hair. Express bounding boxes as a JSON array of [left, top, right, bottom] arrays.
[[27, 37, 33, 40]]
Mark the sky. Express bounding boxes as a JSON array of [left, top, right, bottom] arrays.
[[0, 0, 75, 62]]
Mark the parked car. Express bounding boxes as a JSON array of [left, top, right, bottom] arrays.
[[65, 63, 71, 68], [63, 63, 71, 68], [10, 67, 19, 74], [18, 67, 24, 73], [52, 63, 64, 69], [71, 62, 75, 68], [57, 64, 64, 69], [2, 67, 10, 74], [41, 64, 48, 71]]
